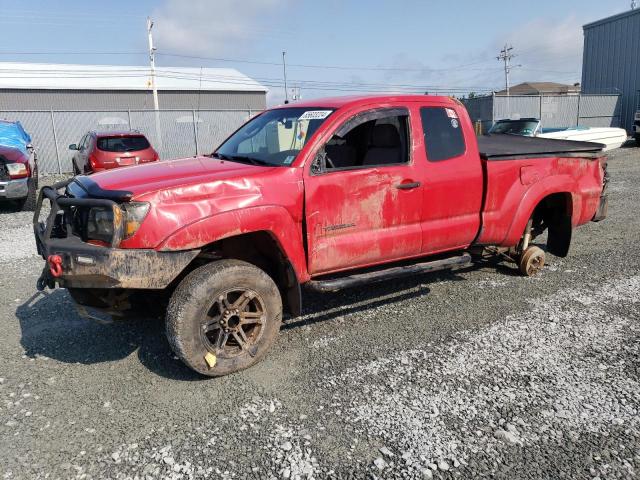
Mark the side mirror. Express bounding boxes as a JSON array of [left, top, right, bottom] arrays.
[[310, 150, 326, 175], [68, 144, 78, 150], [26, 143, 34, 150]]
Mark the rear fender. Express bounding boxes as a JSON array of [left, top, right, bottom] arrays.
[[158, 205, 310, 282], [502, 175, 579, 248]]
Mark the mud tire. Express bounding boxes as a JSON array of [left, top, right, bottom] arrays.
[[166, 259, 282, 377]]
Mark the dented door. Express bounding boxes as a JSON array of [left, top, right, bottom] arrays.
[[304, 166, 423, 275]]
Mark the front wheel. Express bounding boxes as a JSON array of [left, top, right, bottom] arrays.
[[166, 260, 282, 377]]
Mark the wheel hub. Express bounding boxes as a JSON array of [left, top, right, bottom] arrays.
[[220, 308, 241, 332]]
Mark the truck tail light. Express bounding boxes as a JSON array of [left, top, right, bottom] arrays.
[[6, 162, 29, 179]]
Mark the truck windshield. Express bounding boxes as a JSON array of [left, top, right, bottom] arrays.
[[489, 120, 540, 136], [214, 107, 334, 166]]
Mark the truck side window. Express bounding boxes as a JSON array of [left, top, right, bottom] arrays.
[[420, 107, 465, 162], [323, 112, 409, 171]]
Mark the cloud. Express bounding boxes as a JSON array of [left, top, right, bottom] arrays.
[[501, 15, 584, 85], [378, 14, 586, 96], [152, 0, 291, 56]]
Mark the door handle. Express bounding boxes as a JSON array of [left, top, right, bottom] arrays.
[[395, 181, 421, 190]]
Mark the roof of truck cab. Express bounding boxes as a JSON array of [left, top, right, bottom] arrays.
[[270, 94, 456, 110]]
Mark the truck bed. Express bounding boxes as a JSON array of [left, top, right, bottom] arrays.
[[478, 134, 604, 160]]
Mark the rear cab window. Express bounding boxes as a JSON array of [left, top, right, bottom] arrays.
[[420, 106, 466, 162], [97, 136, 151, 152]]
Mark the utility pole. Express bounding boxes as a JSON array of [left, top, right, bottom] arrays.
[[497, 44, 522, 118], [147, 17, 159, 110], [146, 17, 162, 153], [497, 44, 515, 96], [282, 51, 289, 104]]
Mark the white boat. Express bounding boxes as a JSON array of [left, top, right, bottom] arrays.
[[489, 118, 628, 151], [538, 126, 628, 151]]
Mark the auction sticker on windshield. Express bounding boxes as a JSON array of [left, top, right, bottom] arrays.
[[298, 110, 333, 121]]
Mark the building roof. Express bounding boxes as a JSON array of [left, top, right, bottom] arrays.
[[495, 82, 581, 96], [0, 62, 267, 92], [583, 7, 640, 30]]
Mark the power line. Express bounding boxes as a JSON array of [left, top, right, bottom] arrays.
[[156, 52, 499, 73], [0, 51, 147, 56]]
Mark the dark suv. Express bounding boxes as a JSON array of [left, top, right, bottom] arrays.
[[70, 131, 159, 174]]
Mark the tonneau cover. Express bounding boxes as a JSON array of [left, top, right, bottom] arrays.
[[478, 134, 604, 160]]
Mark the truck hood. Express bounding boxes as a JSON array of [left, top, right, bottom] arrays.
[[80, 156, 275, 199]]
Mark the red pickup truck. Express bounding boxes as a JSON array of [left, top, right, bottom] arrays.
[[34, 95, 608, 376]]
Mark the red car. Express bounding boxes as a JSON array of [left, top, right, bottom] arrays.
[[69, 131, 158, 174], [35, 95, 608, 377]]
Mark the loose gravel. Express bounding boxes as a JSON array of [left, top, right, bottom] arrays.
[[1, 146, 639, 479]]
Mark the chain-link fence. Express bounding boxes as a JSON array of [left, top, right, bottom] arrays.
[[0, 109, 255, 174], [463, 94, 623, 134]]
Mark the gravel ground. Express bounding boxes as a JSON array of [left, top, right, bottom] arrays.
[[1, 147, 639, 479]]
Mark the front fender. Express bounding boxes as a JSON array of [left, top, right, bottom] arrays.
[[158, 205, 310, 282]]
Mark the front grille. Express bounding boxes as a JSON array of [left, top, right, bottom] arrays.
[[0, 163, 9, 182]]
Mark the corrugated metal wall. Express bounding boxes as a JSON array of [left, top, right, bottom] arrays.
[[463, 94, 622, 130], [0, 109, 254, 174], [581, 9, 640, 134], [0, 89, 266, 110]]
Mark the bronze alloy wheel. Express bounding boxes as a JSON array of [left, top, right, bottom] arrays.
[[200, 289, 266, 358]]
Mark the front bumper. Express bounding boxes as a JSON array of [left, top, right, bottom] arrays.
[[34, 180, 199, 290], [0, 177, 28, 199]]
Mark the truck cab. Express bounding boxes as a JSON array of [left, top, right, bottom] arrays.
[[33, 95, 607, 377]]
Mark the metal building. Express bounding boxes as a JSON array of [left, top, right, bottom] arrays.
[[581, 7, 640, 134], [0, 63, 268, 173], [0, 62, 267, 110]]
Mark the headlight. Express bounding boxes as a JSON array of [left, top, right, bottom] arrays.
[[6, 163, 29, 179], [84, 202, 149, 243], [86, 207, 114, 243], [122, 202, 150, 239]]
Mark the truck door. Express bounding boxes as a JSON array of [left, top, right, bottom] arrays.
[[304, 107, 424, 275], [417, 104, 484, 254]]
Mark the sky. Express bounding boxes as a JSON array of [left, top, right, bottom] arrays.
[[0, 0, 632, 105]]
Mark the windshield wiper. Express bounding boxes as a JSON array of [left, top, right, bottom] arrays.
[[230, 155, 273, 166], [211, 152, 273, 166]]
